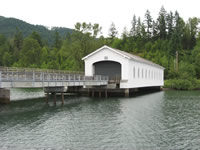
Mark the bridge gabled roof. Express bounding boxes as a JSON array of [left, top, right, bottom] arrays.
[[82, 45, 130, 60], [82, 45, 165, 69]]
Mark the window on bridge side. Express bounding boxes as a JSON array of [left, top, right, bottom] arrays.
[[142, 68, 143, 79], [149, 70, 150, 79], [133, 67, 135, 79], [138, 68, 140, 78], [145, 69, 147, 79]]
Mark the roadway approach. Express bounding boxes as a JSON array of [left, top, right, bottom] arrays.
[[0, 67, 108, 104]]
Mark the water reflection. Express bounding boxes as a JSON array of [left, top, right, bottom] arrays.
[[10, 88, 45, 101], [0, 90, 200, 149]]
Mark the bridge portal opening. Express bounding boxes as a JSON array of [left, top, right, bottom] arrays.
[[93, 61, 121, 81]]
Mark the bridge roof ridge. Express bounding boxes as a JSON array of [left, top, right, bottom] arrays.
[[82, 45, 165, 69]]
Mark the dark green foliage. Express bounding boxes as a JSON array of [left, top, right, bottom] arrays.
[[157, 6, 167, 40], [18, 37, 42, 67], [164, 79, 200, 90], [144, 10, 152, 39], [30, 31, 43, 47], [0, 16, 72, 45], [53, 31, 62, 49]]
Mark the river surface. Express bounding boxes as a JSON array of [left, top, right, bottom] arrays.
[[0, 90, 200, 149]]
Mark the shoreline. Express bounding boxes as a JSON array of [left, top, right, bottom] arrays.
[[161, 87, 200, 91]]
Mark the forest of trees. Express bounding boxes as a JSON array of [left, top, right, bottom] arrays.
[[0, 16, 72, 45], [0, 6, 200, 90]]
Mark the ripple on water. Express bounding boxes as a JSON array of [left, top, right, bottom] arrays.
[[0, 90, 200, 149]]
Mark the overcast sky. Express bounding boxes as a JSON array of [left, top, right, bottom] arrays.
[[1, 0, 200, 36]]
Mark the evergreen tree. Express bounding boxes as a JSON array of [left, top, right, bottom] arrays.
[[136, 17, 142, 37], [188, 17, 199, 49], [53, 31, 62, 50], [13, 28, 23, 50], [108, 22, 118, 40], [152, 21, 158, 40], [19, 37, 42, 67], [30, 31, 43, 47], [12, 28, 23, 62], [144, 10, 152, 39], [0, 34, 11, 66], [130, 15, 137, 37], [157, 6, 167, 39], [166, 11, 174, 39]]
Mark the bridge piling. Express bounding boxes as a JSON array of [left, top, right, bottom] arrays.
[[99, 89, 101, 97], [124, 89, 129, 97], [46, 93, 49, 104], [87, 88, 90, 97], [54, 93, 56, 105], [53, 93, 56, 105], [92, 89, 94, 97], [105, 89, 108, 98], [61, 93, 64, 105]]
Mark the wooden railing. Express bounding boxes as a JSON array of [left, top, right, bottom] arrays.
[[108, 75, 121, 83]]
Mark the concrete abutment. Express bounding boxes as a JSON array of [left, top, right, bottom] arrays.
[[0, 88, 10, 104]]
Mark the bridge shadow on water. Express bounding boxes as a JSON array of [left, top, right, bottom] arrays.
[[129, 87, 162, 98], [0, 96, 91, 131], [0, 88, 162, 127]]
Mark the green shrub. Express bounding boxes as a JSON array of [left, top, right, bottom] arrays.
[[164, 79, 199, 90], [196, 80, 200, 89], [164, 80, 173, 88], [173, 79, 193, 90]]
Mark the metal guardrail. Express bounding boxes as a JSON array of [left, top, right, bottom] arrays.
[[0, 66, 84, 74], [0, 67, 109, 82]]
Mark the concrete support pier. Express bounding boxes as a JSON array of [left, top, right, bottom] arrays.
[[124, 88, 129, 97], [0, 88, 10, 104], [46, 93, 49, 104], [53, 93, 57, 105], [61, 93, 64, 105], [44, 86, 66, 105], [105, 89, 108, 98]]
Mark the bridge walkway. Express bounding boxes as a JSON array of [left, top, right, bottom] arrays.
[[0, 67, 108, 104], [0, 67, 108, 88]]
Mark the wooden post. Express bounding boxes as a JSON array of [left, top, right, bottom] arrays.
[[61, 93, 64, 105], [92, 89, 94, 97], [105, 89, 108, 98], [125, 88, 129, 97], [99, 89, 101, 98], [54, 93, 56, 105], [46, 93, 49, 104], [88, 88, 90, 96]]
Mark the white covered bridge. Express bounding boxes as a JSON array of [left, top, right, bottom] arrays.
[[82, 45, 164, 89]]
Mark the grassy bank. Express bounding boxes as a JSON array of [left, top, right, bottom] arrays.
[[164, 79, 200, 90]]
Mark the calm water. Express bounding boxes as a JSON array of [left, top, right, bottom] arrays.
[[0, 90, 200, 149]]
